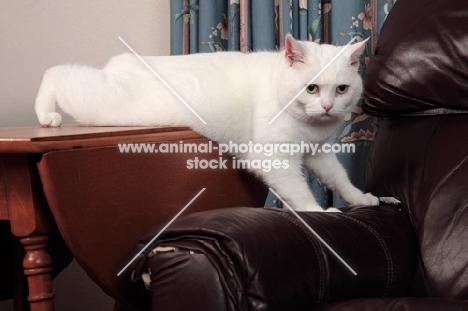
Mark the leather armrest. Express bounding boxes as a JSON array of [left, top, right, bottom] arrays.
[[131, 206, 417, 311]]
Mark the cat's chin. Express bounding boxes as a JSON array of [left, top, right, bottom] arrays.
[[303, 112, 341, 124], [307, 112, 334, 118]]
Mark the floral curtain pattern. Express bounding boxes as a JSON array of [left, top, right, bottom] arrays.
[[171, 0, 396, 208]]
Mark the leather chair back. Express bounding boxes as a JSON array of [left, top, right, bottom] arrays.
[[363, 0, 468, 300]]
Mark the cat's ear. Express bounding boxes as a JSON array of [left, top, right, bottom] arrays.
[[344, 37, 369, 68], [285, 34, 307, 66]]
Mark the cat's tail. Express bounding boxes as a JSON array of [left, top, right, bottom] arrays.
[[35, 66, 63, 127]]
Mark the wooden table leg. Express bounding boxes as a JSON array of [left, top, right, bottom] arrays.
[[2, 154, 55, 311], [21, 235, 54, 311]]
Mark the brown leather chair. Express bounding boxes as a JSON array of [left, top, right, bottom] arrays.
[[127, 0, 468, 310]]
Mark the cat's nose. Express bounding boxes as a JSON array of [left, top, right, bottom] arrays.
[[321, 103, 333, 112]]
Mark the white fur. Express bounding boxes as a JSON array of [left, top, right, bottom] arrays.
[[35, 35, 379, 211]]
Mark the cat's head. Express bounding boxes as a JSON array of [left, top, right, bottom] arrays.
[[278, 34, 368, 124]]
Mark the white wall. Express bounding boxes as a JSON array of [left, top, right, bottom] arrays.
[[0, 0, 170, 127], [0, 1, 170, 310]]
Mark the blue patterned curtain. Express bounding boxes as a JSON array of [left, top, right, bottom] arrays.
[[171, 0, 396, 208]]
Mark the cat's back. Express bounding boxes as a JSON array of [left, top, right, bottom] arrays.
[[105, 51, 250, 76]]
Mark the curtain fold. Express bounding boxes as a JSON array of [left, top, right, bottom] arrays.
[[170, 0, 396, 208]]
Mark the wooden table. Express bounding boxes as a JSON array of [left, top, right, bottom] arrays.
[[0, 125, 201, 311]]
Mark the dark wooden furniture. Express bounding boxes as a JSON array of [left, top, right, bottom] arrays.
[[0, 126, 268, 310]]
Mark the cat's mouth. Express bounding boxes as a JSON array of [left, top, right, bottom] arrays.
[[305, 108, 334, 118], [293, 100, 341, 122], [304, 108, 345, 125]]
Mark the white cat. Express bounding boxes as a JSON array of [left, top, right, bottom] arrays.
[[35, 34, 380, 212]]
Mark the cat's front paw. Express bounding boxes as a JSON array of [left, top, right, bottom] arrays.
[[324, 207, 342, 213], [38, 112, 62, 127], [349, 192, 379, 206], [379, 197, 402, 206], [361, 192, 380, 206], [290, 205, 342, 213], [293, 204, 325, 212]]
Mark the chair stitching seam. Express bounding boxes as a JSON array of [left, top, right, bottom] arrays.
[[338, 214, 394, 297], [278, 212, 327, 305]]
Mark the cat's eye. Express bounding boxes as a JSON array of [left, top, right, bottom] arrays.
[[306, 84, 319, 94], [336, 85, 349, 94]]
